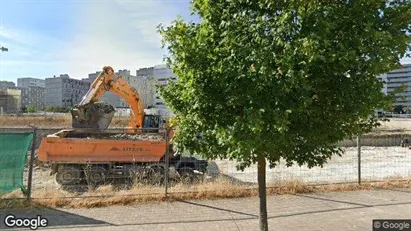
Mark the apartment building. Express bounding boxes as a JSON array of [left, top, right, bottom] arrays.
[[0, 81, 16, 89], [19, 87, 45, 109], [0, 88, 21, 114], [152, 64, 177, 117], [136, 67, 154, 78], [17, 77, 46, 109], [384, 64, 411, 108], [45, 74, 90, 107], [17, 77, 45, 88]]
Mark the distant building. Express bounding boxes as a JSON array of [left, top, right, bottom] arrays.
[[45, 74, 90, 107], [377, 74, 388, 95], [152, 64, 177, 117], [19, 86, 45, 109], [0, 88, 21, 114], [0, 81, 16, 89], [136, 67, 154, 78], [381, 64, 411, 110], [134, 77, 156, 109], [17, 77, 46, 109], [17, 77, 45, 88], [82, 71, 101, 83]]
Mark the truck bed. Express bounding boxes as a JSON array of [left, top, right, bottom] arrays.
[[37, 129, 167, 163]]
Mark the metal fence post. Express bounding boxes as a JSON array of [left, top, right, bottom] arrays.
[[164, 128, 169, 198], [27, 127, 37, 201], [357, 135, 361, 185]]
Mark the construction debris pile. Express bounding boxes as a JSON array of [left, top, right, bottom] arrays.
[[107, 133, 165, 141], [93, 102, 116, 114]]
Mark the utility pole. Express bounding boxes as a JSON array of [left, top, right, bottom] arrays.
[[0, 46, 8, 116]]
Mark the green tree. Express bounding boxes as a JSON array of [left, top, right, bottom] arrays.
[[27, 105, 37, 113], [158, 1, 411, 230]]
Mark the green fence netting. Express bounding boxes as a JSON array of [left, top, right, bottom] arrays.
[[0, 132, 33, 194]]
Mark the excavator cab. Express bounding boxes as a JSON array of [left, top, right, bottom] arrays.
[[143, 114, 162, 132]]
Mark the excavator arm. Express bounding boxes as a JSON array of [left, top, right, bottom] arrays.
[[71, 66, 145, 130]]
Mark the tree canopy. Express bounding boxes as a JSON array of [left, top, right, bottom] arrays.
[[159, 0, 411, 170]]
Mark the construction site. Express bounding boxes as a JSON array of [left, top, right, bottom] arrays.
[[0, 66, 411, 210]]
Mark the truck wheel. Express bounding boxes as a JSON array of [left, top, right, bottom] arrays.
[[86, 166, 107, 186], [56, 165, 81, 186], [178, 167, 198, 184]]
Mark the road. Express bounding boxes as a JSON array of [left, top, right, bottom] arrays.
[[1, 188, 411, 231]]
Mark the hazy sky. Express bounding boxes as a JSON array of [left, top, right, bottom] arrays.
[[0, 0, 410, 83], [0, 0, 196, 82]]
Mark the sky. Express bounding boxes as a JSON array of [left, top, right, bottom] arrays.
[[0, 0, 196, 82], [0, 0, 410, 83]]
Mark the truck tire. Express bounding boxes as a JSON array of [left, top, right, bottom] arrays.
[[85, 166, 107, 186], [56, 165, 82, 186]]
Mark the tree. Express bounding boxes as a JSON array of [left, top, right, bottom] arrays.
[[27, 105, 37, 113], [158, 1, 411, 230]]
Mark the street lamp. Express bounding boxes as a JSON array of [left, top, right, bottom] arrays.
[[0, 47, 8, 52]]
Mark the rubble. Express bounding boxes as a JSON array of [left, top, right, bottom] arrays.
[[107, 133, 165, 141], [82, 133, 166, 141], [93, 102, 116, 114]]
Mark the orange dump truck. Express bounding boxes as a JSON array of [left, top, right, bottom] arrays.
[[37, 66, 207, 187], [38, 129, 208, 186]]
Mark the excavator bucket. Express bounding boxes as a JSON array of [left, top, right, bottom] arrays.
[[71, 102, 116, 130]]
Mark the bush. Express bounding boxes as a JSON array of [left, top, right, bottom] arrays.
[[27, 105, 37, 113]]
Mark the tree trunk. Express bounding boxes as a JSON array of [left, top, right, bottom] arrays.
[[258, 155, 268, 231]]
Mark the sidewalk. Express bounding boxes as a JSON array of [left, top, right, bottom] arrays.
[[1, 188, 411, 231]]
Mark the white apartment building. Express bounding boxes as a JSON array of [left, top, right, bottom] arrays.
[[45, 74, 90, 107], [17, 77, 46, 109], [385, 64, 411, 108], [17, 77, 45, 88], [136, 67, 154, 78], [153, 64, 177, 118], [19, 87, 45, 109]]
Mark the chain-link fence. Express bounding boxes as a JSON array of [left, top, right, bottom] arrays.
[[1, 127, 411, 201]]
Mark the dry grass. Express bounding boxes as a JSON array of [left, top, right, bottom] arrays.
[[0, 114, 129, 128], [1, 177, 410, 209]]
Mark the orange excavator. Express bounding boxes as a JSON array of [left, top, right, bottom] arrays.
[[37, 66, 207, 187], [70, 66, 160, 131]]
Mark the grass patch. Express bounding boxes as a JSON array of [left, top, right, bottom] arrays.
[[1, 177, 410, 209]]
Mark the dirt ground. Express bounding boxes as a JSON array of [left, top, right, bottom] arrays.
[[215, 146, 411, 184], [22, 145, 410, 194], [374, 118, 411, 131]]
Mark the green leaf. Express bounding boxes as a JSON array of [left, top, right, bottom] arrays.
[[158, 0, 411, 170]]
